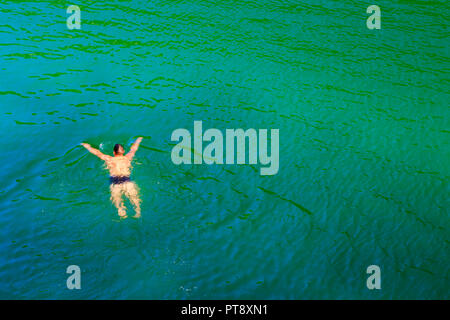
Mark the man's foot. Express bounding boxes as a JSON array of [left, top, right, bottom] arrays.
[[132, 213, 141, 218], [118, 208, 127, 219]]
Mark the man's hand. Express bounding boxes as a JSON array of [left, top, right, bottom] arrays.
[[126, 137, 143, 160], [80, 142, 110, 161]]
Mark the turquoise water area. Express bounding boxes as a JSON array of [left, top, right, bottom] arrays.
[[0, 0, 448, 299]]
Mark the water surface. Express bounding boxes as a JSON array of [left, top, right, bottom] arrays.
[[0, 0, 448, 299]]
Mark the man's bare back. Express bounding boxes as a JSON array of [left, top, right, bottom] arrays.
[[81, 137, 143, 219], [105, 155, 132, 177]]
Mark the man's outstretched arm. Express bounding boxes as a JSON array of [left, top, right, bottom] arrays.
[[81, 143, 111, 161], [126, 137, 143, 160]]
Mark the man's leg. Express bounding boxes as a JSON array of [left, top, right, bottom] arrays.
[[124, 182, 141, 218], [110, 184, 127, 218]]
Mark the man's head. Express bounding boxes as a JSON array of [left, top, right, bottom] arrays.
[[113, 144, 125, 156]]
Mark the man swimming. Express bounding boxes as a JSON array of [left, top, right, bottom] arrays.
[[81, 137, 143, 219]]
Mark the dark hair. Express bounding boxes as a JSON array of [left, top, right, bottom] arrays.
[[114, 144, 124, 154]]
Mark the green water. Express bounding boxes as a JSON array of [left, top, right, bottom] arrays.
[[0, 0, 448, 299]]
